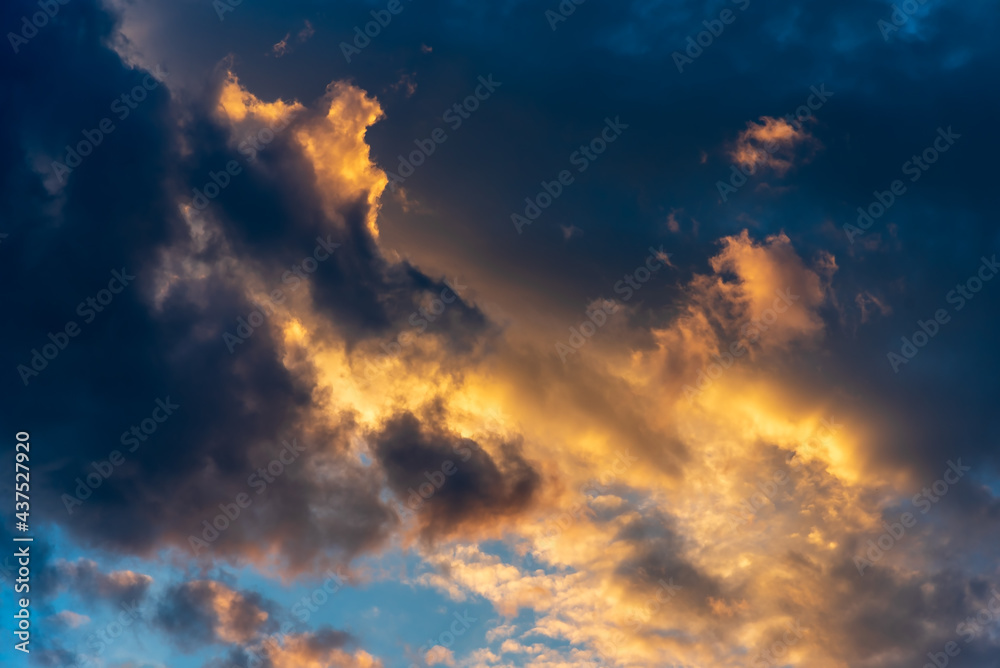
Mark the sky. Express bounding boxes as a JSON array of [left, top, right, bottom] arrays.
[[1, 0, 1000, 666]]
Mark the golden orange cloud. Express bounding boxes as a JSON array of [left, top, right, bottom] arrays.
[[147, 70, 947, 667], [260, 633, 383, 668], [730, 116, 819, 176]]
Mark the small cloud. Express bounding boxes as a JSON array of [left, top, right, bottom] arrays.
[[154, 580, 271, 648], [708, 597, 749, 617], [855, 291, 892, 323], [297, 20, 315, 43], [653, 247, 675, 268], [49, 610, 90, 629], [666, 210, 680, 233], [485, 623, 516, 643], [52, 559, 153, 605], [560, 224, 583, 240], [389, 71, 418, 97], [729, 116, 820, 177], [272, 21, 314, 57], [425, 645, 455, 666], [272, 33, 291, 57], [421, 44, 433, 53], [498, 639, 549, 654], [394, 188, 431, 215]]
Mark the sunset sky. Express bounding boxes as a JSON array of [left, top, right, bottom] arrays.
[[2, 0, 1000, 666]]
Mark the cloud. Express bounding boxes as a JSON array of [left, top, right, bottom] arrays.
[[370, 409, 541, 542], [294, 81, 389, 239], [485, 623, 516, 643], [51, 559, 153, 606], [705, 230, 833, 345], [425, 645, 456, 666], [297, 20, 315, 43], [155, 580, 273, 649], [234, 630, 381, 668], [730, 116, 820, 176], [47, 610, 91, 629], [271, 34, 291, 57], [0, 16, 500, 576], [4, 0, 1000, 666], [272, 20, 315, 57]]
